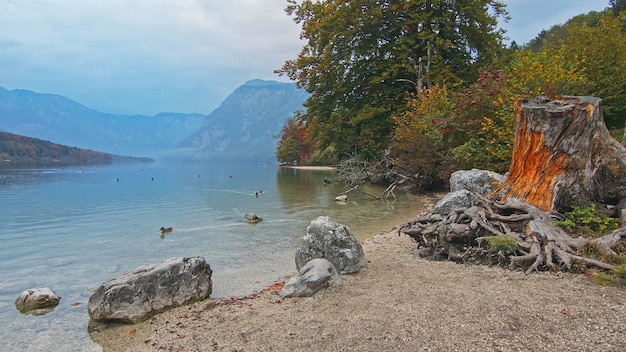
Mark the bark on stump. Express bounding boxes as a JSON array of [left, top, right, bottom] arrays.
[[495, 96, 626, 212]]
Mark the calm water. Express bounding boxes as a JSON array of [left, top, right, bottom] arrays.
[[0, 161, 426, 351]]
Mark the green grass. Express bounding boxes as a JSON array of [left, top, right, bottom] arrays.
[[485, 236, 518, 253]]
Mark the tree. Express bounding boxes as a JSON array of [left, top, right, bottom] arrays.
[[522, 10, 626, 129], [558, 13, 626, 129], [390, 85, 456, 190], [277, 0, 509, 160], [276, 117, 313, 164]]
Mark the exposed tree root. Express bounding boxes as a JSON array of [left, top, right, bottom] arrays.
[[398, 196, 624, 274]]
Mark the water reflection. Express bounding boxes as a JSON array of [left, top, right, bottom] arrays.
[[276, 167, 426, 239]]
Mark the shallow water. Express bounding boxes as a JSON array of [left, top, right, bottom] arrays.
[[0, 161, 426, 351]]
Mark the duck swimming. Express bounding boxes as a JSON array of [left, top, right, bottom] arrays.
[[160, 227, 173, 234]]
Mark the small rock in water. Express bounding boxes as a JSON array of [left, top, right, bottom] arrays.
[[15, 287, 61, 315], [334, 194, 348, 202], [244, 213, 262, 224]]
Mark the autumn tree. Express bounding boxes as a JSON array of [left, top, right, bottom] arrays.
[[277, 0, 509, 161], [276, 116, 313, 164], [559, 13, 626, 129], [523, 10, 626, 129], [391, 85, 465, 190]]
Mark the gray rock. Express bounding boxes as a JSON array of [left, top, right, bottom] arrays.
[[450, 169, 504, 195], [432, 190, 482, 215], [279, 258, 342, 298], [244, 213, 262, 224], [295, 216, 366, 274], [88, 256, 212, 323], [15, 287, 61, 315]]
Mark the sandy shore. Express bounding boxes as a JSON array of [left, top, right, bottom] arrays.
[[90, 226, 625, 351], [278, 165, 336, 170]]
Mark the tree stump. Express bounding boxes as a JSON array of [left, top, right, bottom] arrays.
[[495, 96, 626, 212], [398, 96, 626, 274]]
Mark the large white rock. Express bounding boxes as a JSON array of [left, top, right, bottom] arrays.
[[88, 256, 212, 323], [295, 216, 366, 274]]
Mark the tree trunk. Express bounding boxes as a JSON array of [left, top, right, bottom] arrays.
[[495, 96, 626, 213]]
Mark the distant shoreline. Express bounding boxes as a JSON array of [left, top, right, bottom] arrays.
[[278, 165, 335, 171]]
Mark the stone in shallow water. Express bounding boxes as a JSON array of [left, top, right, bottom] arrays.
[[15, 287, 61, 315], [87, 256, 212, 324]]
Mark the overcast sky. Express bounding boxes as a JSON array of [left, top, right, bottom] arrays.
[[0, 0, 612, 116]]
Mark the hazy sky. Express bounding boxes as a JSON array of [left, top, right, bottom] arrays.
[[0, 0, 612, 116]]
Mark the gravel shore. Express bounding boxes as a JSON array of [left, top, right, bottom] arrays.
[[90, 228, 625, 351]]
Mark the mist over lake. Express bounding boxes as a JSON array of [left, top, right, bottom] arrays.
[[0, 161, 426, 351]]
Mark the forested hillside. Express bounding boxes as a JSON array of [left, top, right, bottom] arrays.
[[0, 131, 153, 166], [276, 0, 626, 191]]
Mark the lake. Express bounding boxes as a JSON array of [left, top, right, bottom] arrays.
[[0, 161, 427, 351]]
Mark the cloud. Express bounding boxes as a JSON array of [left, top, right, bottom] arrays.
[[0, 0, 302, 115], [0, 0, 611, 115]]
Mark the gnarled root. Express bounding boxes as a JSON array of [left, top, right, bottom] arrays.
[[399, 195, 621, 273]]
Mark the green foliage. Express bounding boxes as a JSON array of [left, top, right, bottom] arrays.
[[559, 13, 626, 129], [555, 205, 620, 236], [522, 11, 626, 129], [276, 2, 626, 188], [485, 236, 518, 253], [277, 0, 508, 161]]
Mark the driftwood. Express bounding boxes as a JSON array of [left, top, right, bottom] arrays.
[[399, 96, 626, 273]]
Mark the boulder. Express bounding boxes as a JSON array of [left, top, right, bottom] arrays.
[[88, 256, 212, 324], [244, 213, 262, 224], [279, 258, 342, 298], [295, 216, 366, 274], [15, 287, 61, 315], [432, 190, 482, 216], [449, 169, 504, 195]]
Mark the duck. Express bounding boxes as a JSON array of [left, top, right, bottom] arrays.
[[160, 227, 173, 234]]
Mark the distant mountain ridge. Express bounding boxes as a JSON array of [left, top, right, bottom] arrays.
[[0, 87, 205, 157], [0, 79, 309, 163], [177, 79, 309, 163]]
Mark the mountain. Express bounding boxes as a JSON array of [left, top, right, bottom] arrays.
[[0, 80, 309, 163], [0, 87, 205, 157], [176, 79, 309, 164], [0, 131, 153, 167]]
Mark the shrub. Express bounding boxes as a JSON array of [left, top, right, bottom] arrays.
[[555, 204, 619, 237]]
